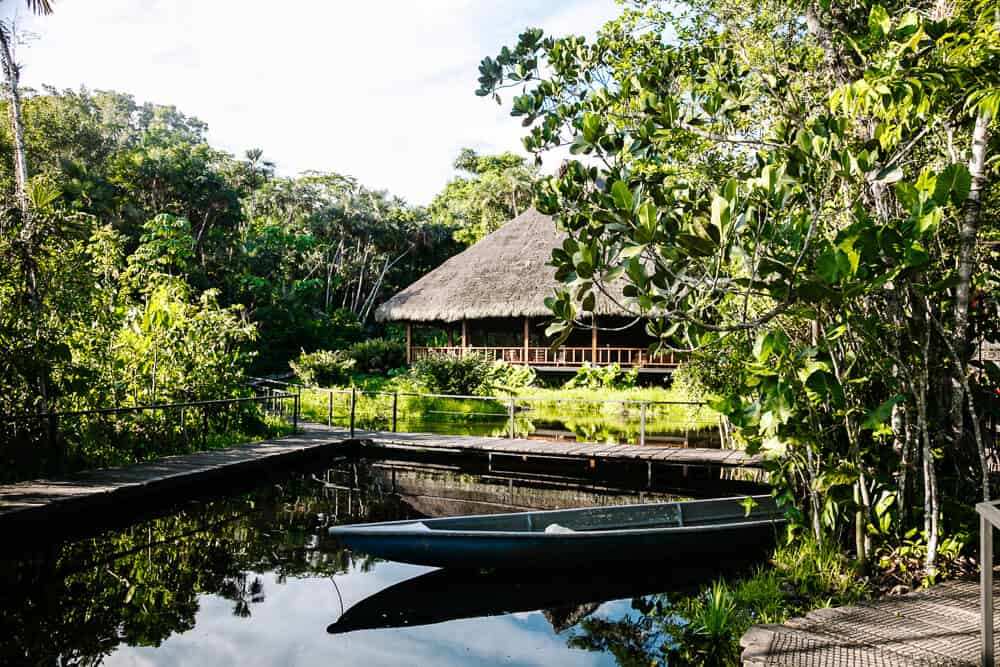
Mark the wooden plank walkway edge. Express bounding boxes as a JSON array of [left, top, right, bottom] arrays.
[[0, 425, 353, 533], [349, 428, 764, 469], [0, 422, 761, 539]]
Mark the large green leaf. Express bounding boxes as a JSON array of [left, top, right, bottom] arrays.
[[861, 394, 906, 430], [932, 163, 971, 206], [611, 180, 634, 212], [868, 4, 892, 37]]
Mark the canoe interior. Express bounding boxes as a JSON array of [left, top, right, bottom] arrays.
[[417, 495, 776, 533]]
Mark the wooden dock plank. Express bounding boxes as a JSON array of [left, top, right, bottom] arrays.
[[0, 423, 761, 533], [0, 425, 348, 526], [342, 427, 763, 467]]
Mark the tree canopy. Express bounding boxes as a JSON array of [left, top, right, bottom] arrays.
[[479, 0, 999, 574], [429, 147, 538, 244]]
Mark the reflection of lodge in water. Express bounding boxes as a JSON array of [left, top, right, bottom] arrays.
[[313, 455, 763, 523]]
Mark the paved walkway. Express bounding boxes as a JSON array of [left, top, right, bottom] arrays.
[[741, 578, 997, 666]]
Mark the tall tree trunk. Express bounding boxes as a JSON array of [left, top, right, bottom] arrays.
[[0, 22, 29, 219], [949, 112, 992, 497], [953, 110, 992, 371]]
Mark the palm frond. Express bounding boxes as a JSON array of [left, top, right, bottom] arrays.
[[25, 0, 54, 15]]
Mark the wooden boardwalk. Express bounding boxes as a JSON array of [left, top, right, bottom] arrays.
[[349, 428, 762, 468], [0, 423, 760, 532], [0, 425, 347, 530], [741, 578, 997, 666]]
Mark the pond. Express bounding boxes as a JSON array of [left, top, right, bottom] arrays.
[[299, 389, 724, 448], [0, 456, 767, 666]]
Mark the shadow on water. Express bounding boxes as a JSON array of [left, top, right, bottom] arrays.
[[0, 455, 768, 666]]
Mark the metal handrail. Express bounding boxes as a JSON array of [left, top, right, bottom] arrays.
[[976, 500, 1000, 667], [250, 377, 713, 445], [250, 378, 706, 407], [978, 500, 999, 665], [1, 392, 297, 421]]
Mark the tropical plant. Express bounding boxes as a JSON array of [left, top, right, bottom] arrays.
[[478, 0, 999, 574], [410, 354, 495, 395], [348, 338, 406, 376], [289, 349, 355, 387], [564, 363, 638, 391], [429, 148, 538, 244]]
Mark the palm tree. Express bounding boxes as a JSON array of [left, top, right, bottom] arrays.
[[0, 0, 55, 216]]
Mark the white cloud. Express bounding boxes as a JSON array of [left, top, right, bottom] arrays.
[[13, 0, 620, 205], [106, 563, 613, 666]]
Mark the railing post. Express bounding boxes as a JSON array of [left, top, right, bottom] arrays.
[[293, 393, 299, 432], [983, 510, 994, 666], [392, 392, 398, 433], [509, 398, 516, 439], [47, 412, 59, 471], [349, 387, 356, 439], [639, 402, 646, 446], [327, 390, 333, 428]]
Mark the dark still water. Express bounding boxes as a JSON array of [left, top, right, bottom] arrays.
[[0, 457, 764, 666]]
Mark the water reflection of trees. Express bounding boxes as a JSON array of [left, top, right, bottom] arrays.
[[0, 463, 411, 666], [566, 593, 741, 666]]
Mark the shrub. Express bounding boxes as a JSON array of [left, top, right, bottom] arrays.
[[289, 349, 355, 386], [563, 363, 638, 390], [486, 361, 537, 392], [411, 354, 494, 395], [671, 336, 751, 400], [349, 338, 406, 376]]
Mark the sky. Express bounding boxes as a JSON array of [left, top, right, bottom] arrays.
[[7, 0, 620, 206]]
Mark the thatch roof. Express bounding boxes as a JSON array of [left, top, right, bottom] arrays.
[[376, 208, 633, 323]]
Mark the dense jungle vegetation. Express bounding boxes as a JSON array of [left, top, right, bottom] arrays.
[[0, 82, 549, 415], [479, 0, 1000, 579]]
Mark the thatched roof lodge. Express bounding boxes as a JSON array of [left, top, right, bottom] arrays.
[[376, 208, 678, 372]]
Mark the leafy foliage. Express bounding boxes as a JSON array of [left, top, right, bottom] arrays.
[[289, 349, 355, 387], [348, 338, 407, 376], [480, 0, 1000, 573], [428, 148, 538, 245], [410, 354, 496, 396], [487, 361, 537, 392], [564, 363, 638, 391]]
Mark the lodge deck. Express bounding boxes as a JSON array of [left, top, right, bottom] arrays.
[[741, 578, 998, 666], [0, 423, 760, 532]]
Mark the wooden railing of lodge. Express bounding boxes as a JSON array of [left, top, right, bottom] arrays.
[[410, 345, 682, 368]]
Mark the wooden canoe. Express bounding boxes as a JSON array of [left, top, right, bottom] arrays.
[[328, 495, 783, 568]]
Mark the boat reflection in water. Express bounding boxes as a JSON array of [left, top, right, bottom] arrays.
[[327, 553, 765, 635]]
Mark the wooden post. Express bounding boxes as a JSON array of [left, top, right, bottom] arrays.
[[461, 319, 469, 354], [640, 402, 646, 446], [406, 322, 412, 364], [327, 390, 333, 427], [392, 392, 399, 432], [509, 398, 516, 439], [349, 387, 356, 438], [523, 317, 530, 364], [591, 317, 598, 364], [982, 512, 994, 666]]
